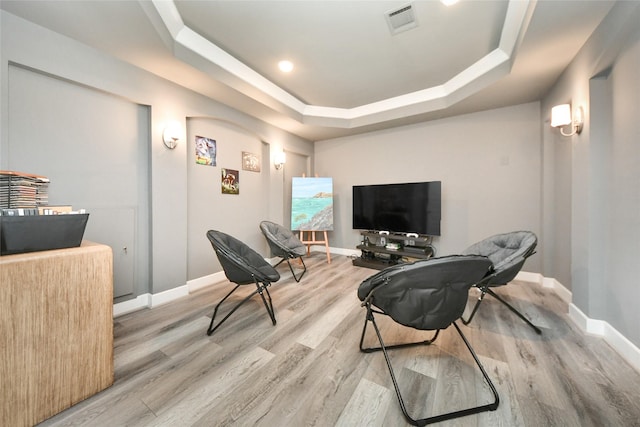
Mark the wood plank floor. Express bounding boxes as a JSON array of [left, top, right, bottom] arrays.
[[39, 254, 640, 426]]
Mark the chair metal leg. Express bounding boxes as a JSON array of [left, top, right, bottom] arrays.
[[460, 288, 487, 325], [257, 282, 277, 325], [485, 288, 542, 334], [361, 303, 499, 426], [286, 256, 307, 282], [207, 284, 242, 335], [360, 307, 439, 353], [273, 256, 306, 282], [207, 280, 276, 336], [462, 286, 542, 334]]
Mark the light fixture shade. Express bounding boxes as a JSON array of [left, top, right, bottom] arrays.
[[551, 104, 572, 127], [163, 122, 182, 149], [274, 151, 286, 169]]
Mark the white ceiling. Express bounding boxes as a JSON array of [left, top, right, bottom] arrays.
[[1, 0, 616, 141]]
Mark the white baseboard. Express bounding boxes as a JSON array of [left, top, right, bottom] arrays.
[[113, 274, 228, 318], [515, 271, 543, 285], [515, 272, 573, 304], [187, 271, 226, 293], [152, 285, 189, 307], [568, 303, 640, 373], [113, 248, 640, 374], [546, 278, 572, 304], [113, 293, 151, 317], [310, 245, 359, 257], [113, 285, 190, 317], [514, 271, 638, 372]]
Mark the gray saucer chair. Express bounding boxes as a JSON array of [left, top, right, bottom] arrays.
[[460, 230, 540, 334], [358, 255, 499, 426], [205, 230, 280, 336], [259, 220, 307, 282]]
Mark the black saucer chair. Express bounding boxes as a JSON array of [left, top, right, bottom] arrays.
[[460, 231, 540, 334], [259, 220, 307, 282], [205, 230, 280, 336], [358, 255, 499, 426]]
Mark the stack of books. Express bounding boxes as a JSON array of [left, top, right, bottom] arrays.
[[0, 170, 49, 210], [0, 171, 90, 255]]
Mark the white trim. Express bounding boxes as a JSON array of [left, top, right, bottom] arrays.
[[187, 271, 226, 293], [113, 247, 640, 373], [514, 271, 573, 304], [515, 270, 542, 285], [113, 293, 151, 317], [568, 303, 640, 373], [114, 265, 266, 318], [151, 285, 189, 307], [310, 245, 360, 257], [113, 285, 192, 318], [150, 0, 533, 129], [545, 277, 572, 303], [516, 272, 639, 372]]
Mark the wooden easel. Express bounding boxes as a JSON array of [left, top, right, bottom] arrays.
[[299, 230, 331, 264], [294, 173, 332, 264]]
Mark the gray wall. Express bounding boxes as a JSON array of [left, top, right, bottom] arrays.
[[6, 64, 150, 301], [314, 101, 543, 269], [541, 1, 640, 346], [187, 117, 272, 281], [0, 10, 313, 297], [3, 2, 639, 351]]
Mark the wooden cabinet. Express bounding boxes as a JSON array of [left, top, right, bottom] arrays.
[[0, 241, 114, 426]]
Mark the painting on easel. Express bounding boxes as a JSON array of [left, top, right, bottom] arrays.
[[291, 177, 333, 231]]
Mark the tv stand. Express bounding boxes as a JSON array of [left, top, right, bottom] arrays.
[[352, 231, 434, 270]]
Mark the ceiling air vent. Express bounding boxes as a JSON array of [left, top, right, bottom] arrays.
[[385, 3, 418, 35]]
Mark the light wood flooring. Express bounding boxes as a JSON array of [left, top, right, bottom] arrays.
[[40, 254, 640, 426]]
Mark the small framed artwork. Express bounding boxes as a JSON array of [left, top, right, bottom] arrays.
[[242, 151, 260, 172], [221, 168, 239, 195], [195, 135, 217, 166]]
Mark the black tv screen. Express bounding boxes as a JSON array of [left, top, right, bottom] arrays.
[[352, 181, 441, 236]]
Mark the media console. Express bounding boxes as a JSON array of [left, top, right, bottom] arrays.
[[352, 231, 434, 270]]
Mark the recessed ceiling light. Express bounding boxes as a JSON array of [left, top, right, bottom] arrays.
[[441, 0, 459, 6], [278, 60, 294, 73]]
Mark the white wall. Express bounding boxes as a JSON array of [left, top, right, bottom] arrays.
[[314, 102, 543, 268]]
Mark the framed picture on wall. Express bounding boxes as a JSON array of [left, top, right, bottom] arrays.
[[195, 135, 216, 166], [221, 168, 239, 195], [242, 151, 260, 172]]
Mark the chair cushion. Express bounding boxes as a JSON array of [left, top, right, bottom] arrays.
[[462, 231, 537, 285], [260, 221, 306, 257], [357, 255, 492, 330], [207, 230, 280, 284]]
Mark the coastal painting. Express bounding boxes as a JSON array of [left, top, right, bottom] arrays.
[[291, 177, 333, 231]]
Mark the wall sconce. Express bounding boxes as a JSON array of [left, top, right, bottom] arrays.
[[162, 122, 182, 149], [551, 104, 583, 137], [274, 151, 286, 170]]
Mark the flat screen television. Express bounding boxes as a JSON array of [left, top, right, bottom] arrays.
[[352, 181, 441, 236]]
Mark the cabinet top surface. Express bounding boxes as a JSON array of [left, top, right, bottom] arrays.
[[0, 240, 111, 263]]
